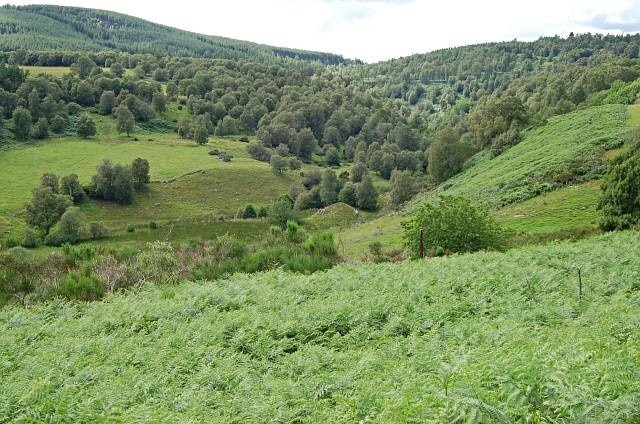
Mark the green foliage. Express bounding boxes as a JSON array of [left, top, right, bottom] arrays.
[[319, 169, 339, 206], [12, 106, 31, 141], [428, 126, 474, 183], [1, 232, 639, 420], [270, 154, 288, 174], [31, 117, 48, 139], [131, 157, 150, 191], [0, 5, 348, 65], [598, 144, 640, 230], [60, 174, 85, 203], [49, 270, 104, 301], [115, 104, 134, 136], [25, 185, 71, 234], [21, 227, 41, 248], [89, 221, 109, 239], [356, 175, 378, 211], [402, 196, 505, 258], [428, 105, 629, 207], [241, 204, 257, 219], [389, 169, 418, 208], [269, 197, 298, 229], [75, 113, 96, 138], [45, 206, 85, 246]]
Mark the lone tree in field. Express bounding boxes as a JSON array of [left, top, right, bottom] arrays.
[[115, 104, 135, 136], [12, 107, 31, 141], [598, 145, 640, 230], [131, 158, 150, 191], [76, 114, 96, 139], [194, 120, 209, 145], [402, 195, 505, 258]]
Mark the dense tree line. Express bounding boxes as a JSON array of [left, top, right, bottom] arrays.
[[0, 5, 349, 66], [3, 31, 640, 204]]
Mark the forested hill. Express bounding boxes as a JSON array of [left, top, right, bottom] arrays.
[[0, 4, 349, 65]]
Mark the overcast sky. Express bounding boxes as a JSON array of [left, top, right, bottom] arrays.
[[9, 0, 640, 62]]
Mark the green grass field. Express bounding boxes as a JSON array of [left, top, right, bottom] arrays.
[[496, 181, 600, 234], [0, 111, 301, 236], [1, 230, 638, 422]]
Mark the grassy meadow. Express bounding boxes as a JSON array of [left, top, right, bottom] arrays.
[[1, 231, 638, 422], [0, 111, 302, 238]]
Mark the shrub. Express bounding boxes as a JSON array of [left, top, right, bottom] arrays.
[[598, 145, 640, 230], [2, 238, 19, 249], [149, 221, 159, 230], [303, 232, 337, 258], [257, 206, 268, 218], [242, 204, 257, 219], [270, 154, 288, 174], [402, 196, 506, 258], [136, 242, 179, 284], [44, 207, 85, 246], [89, 222, 109, 239], [286, 220, 307, 243], [270, 198, 298, 229], [50, 270, 104, 301], [22, 228, 42, 249], [247, 143, 271, 162]]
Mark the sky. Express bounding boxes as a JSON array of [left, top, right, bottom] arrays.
[[8, 0, 640, 62]]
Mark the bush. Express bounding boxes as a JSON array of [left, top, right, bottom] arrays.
[[598, 145, 640, 230], [303, 232, 337, 258], [242, 204, 257, 219], [247, 143, 272, 162], [270, 198, 298, 229], [49, 270, 104, 301], [45, 207, 86, 246], [402, 196, 506, 258], [2, 238, 19, 249], [257, 206, 268, 218], [149, 221, 159, 230], [126, 224, 136, 233], [22, 228, 42, 248], [89, 222, 109, 239], [286, 220, 307, 243]]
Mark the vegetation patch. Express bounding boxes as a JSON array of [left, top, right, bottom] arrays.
[[1, 231, 638, 421]]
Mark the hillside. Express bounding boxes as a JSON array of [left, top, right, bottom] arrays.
[[0, 5, 348, 65], [336, 104, 634, 259], [1, 231, 639, 421]]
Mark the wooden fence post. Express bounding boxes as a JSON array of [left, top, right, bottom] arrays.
[[578, 268, 582, 299], [419, 228, 425, 259]]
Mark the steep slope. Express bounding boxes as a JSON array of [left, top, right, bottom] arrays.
[[429, 104, 628, 207], [0, 5, 348, 65], [338, 104, 632, 258], [1, 231, 638, 421]]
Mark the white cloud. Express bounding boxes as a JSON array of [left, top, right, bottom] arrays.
[[7, 0, 640, 62]]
